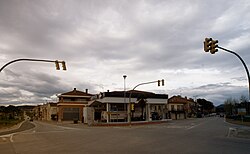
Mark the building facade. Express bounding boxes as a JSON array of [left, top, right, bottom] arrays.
[[57, 88, 94, 122], [33, 103, 58, 121], [168, 96, 196, 120], [93, 90, 168, 123]]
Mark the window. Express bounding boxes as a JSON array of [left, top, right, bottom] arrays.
[[158, 106, 162, 111], [110, 104, 125, 111], [177, 105, 183, 111], [171, 105, 175, 111]]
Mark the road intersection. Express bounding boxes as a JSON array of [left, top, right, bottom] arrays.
[[1, 117, 250, 154]]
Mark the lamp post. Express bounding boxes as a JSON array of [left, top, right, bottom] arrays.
[[0, 58, 67, 72], [123, 75, 127, 114]]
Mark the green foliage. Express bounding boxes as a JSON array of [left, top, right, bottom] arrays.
[[224, 95, 248, 116], [0, 119, 23, 128], [197, 98, 214, 113], [0, 105, 23, 120]]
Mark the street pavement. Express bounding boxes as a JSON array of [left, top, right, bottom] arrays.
[[0, 117, 250, 154]]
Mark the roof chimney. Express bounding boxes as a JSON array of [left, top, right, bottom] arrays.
[[107, 90, 109, 92], [86, 89, 88, 94], [73, 88, 76, 93]]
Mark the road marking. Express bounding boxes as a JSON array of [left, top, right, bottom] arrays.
[[0, 133, 15, 138], [10, 134, 14, 143], [56, 125, 82, 130], [166, 125, 186, 129], [227, 127, 237, 137], [186, 123, 202, 130]]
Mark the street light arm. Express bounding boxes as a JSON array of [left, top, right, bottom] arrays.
[[129, 80, 159, 102], [127, 80, 162, 124], [0, 58, 62, 72], [218, 46, 250, 102]]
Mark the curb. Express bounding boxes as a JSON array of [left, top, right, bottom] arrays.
[[91, 120, 169, 127]]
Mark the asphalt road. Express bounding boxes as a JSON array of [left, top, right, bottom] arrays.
[[0, 117, 250, 154]]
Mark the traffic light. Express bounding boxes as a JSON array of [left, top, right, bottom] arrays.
[[131, 103, 135, 112], [204, 38, 212, 52], [210, 40, 218, 54], [55, 60, 60, 70], [161, 79, 164, 86], [158, 80, 161, 86], [61, 61, 67, 70]]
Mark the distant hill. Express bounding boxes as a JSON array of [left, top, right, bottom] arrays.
[[216, 104, 224, 112]]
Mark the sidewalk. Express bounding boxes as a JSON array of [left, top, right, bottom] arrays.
[[226, 118, 250, 139], [35, 119, 171, 128], [91, 119, 171, 127]]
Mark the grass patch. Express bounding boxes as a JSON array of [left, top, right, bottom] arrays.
[[0, 119, 23, 129], [226, 118, 250, 127]]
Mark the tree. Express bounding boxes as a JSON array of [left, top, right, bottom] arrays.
[[240, 95, 248, 103], [197, 98, 215, 114], [0, 105, 22, 120], [224, 97, 238, 115]]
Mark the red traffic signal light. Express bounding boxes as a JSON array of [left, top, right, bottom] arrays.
[[158, 80, 161, 86], [204, 38, 212, 52], [55, 60, 60, 70], [210, 40, 218, 54], [61, 61, 67, 70]]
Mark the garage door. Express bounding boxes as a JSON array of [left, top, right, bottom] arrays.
[[63, 108, 80, 121]]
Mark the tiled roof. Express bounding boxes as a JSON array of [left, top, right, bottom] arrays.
[[60, 88, 94, 97], [103, 90, 168, 99], [49, 103, 58, 106], [168, 96, 194, 104]]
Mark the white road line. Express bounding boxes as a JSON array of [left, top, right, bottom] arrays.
[[0, 133, 15, 138], [10, 134, 14, 143], [56, 125, 82, 130], [186, 123, 202, 130]]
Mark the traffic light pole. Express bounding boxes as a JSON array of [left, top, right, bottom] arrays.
[[128, 80, 164, 126], [0, 58, 66, 72], [218, 46, 250, 114]]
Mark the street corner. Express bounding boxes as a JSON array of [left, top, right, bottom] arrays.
[[228, 127, 250, 139], [236, 128, 250, 139]]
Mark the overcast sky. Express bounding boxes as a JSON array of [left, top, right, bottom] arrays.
[[0, 0, 250, 106]]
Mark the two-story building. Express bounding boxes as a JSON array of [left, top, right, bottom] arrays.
[[57, 88, 94, 122], [94, 90, 168, 123], [168, 96, 196, 120]]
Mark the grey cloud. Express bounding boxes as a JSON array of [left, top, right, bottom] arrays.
[[0, 0, 250, 105], [168, 82, 248, 105]]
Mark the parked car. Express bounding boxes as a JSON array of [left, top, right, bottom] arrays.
[[196, 112, 203, 118], [151, 112, 161, 120], [219, 113, 224, 117]]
